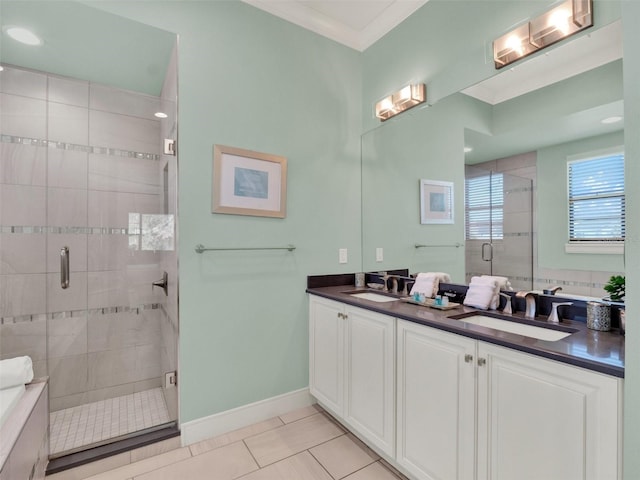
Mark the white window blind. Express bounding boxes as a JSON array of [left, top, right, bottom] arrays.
[[465, 173, 504, 240], [568, 153, 625, 242]]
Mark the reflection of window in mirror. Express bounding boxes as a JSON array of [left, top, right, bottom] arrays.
[[566, 149, 625, 254], [128, 212, 175, 251], [465, 173, 504, 240]]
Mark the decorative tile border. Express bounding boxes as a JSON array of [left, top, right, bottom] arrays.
[[0, 226, 131, 235], [1, 134, 160, 161], [503, 232, 531, 238], [0, 303, 161, 325]]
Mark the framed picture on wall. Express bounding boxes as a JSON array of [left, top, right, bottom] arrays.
[[212, 144, 287, 218], [420, 179, 454, 224]]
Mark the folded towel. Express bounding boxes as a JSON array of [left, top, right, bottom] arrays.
[[463, 283, 498, 310], [0, 356, 34, 390], [467, 276, 500, 310], [480, 275, 513, 291], [410, 272, 451, 298]]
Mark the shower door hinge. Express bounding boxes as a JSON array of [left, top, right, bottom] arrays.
[[165, 371, 177, 388], [164, 138, 176, 156]]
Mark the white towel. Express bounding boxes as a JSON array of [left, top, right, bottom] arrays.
[[0, 356, 34, 390], [410, 272, 451, 298], [465, 276, 500, 310], [481, 275, 513, 291], [463, 284, 497, 310]]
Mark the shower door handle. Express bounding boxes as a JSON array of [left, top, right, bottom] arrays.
[[481, 242, 493, 262], [60, 246, 70, 289]]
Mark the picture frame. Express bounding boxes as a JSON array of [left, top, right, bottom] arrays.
[[420, 179, 454, 224], [212, 144, 287, 218]]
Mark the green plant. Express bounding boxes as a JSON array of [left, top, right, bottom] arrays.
[[604, 275, 625, 302]]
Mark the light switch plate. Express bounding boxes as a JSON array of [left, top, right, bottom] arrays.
[[376, 247, 384, 262], [339, 248, 348, 264]]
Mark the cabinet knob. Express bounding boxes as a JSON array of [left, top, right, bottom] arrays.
[[478, 358, 487, 367], [464, 354, 473, 363]]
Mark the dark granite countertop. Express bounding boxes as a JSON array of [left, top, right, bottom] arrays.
[[307, 284, 625, 378]]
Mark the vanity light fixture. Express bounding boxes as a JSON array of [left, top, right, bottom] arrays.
[[493, 23, 537, 70], [375, 83, 426, 121], [4, 26, 42, 46], [493, 0, 593, 69]]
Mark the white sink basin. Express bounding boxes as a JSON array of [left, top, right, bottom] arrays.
[[349, 292, 398, 303], [458, 315, 573, 341]]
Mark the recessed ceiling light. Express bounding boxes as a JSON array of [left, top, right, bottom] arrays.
[[464, 146, 473, 153], [601, 116, 623, 124], [5, 26, 42, 46], [154, 112, 168, 119]]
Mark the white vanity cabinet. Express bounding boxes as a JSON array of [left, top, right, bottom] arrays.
[[476, 342, 621, 480], [396, 319, 476, 480], [309, 296, 395, 456], [397, 318, 622, 480]]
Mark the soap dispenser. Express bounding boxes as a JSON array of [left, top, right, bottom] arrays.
[[548, 302, 572, 324]]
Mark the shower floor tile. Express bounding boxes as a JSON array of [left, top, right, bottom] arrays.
[[49, 387, 171, 455]]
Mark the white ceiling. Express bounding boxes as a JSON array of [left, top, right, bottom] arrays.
[[241, 0, 429, 51]]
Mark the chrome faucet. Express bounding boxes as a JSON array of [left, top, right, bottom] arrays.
[[373, 272, 389, 292], [499, 292, 512, 314], [515, 291, 537, 319], [389, 276, 399, 294], [386, 275, 415, 295], [548, 302, 572, 324], [543, 286, 563, 295]]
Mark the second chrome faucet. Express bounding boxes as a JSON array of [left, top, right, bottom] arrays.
[[515, 291, 537, 319]]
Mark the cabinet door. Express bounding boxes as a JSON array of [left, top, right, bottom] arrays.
[[396, 319, 477, 480], [344, 306, 395, 457], [309, 297, 345, 415], [477, 342, 622, 480]]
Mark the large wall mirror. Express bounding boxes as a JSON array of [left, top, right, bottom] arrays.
[[361, 18, 623, 299]]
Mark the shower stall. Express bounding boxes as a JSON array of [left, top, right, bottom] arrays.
[[0, 26, 179, 466], [464, 164, 534, 291]]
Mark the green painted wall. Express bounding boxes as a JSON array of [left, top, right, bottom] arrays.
[[537, 132, 625, 271], [92, 1, 362, 423], [622, 1, 640, 477]]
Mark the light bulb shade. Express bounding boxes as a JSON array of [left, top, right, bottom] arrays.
[[375, 84, 426, 121], [529, 0, 592, 48], [493, 23, 536, 69]]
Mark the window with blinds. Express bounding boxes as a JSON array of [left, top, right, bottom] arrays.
[[465, 173, 504, 240], [568, 153, 625, 242]]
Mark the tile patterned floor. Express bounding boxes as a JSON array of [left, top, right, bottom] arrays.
[[46, 404, 409, 480], [50, 388, 171, 455]]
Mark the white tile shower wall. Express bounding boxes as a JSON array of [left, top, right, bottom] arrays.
[[0, 143, 47, 186], [1, 65, 165, 410], [0, 93, 47, 138]]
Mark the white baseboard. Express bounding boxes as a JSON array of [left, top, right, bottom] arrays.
[[180, 387, 314, 446]]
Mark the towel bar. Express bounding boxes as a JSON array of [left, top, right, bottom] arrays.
[[415, 243, 464, 248], [195, 244, 296, 253]]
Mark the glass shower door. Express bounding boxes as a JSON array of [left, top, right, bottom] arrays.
[[465, 167, 533, 291]]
